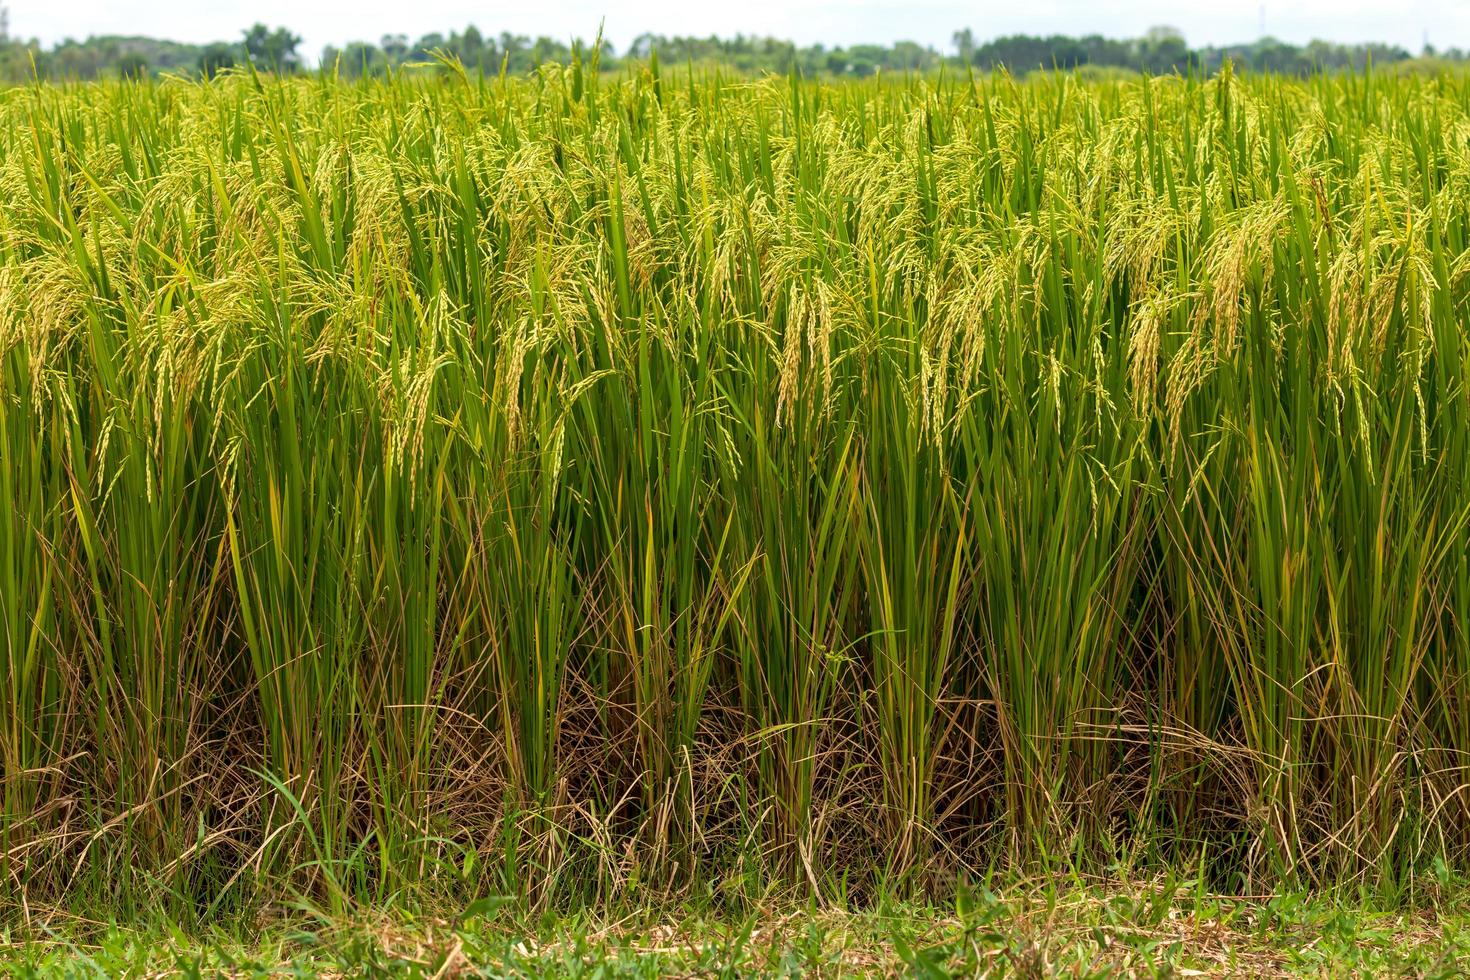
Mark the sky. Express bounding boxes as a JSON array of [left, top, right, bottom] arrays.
[[8, 1, 1469, 62]]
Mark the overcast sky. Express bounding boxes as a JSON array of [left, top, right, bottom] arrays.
[[10, 1, 1469, 61]]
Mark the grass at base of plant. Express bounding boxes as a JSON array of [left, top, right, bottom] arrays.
[[7, 880, 1470, 978]]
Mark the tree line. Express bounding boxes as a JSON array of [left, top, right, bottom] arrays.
[[0, 14, 1464, 82]]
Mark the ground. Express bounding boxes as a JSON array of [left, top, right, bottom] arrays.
[[5, 880, 1470, 977]]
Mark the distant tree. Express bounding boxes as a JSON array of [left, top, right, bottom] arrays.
[[242, 24, 269, 65], [844, 44, 885, 76], [530, 35, 568, 66], [1144, 25, 1185, 45], [243, 23, 300, 72], [627, 32, 655, 60], [198, 41, 235, 78], [975, 34, 1091, 71], [412, 32, 446, 60], [1138, 25, 1189, 73], [1251, 36, 1307, 73], [117, 51, 148, 79], [883, 40, 923, 71], [458, 24, 484, 63], [9, 22, 1440, 85], [499, 32, 529, 65], [357, 41, 391, 74], [381, 33, 408, 60], [953, 28, 975, 62]]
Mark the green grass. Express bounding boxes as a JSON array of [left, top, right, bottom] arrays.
[[4, 57, 1470, 942], [7, 881, 1470, 977]]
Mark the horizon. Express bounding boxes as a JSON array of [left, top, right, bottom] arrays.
[[6, 1, 1464, 65]]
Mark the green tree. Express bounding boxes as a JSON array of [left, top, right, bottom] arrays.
[[198, 41, 235, 78], [457, 25, 484, 66], [1138, 25, 1189, 73], [242, 23, 300, 72], [952, 28, 974, 62], [116, 51, 148, 80], [380, 33, 408, 60]]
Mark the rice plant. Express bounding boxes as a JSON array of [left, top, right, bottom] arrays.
[[3, 61, 1470, 921]]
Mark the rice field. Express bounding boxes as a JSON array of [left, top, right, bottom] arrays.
[[3, 60, 1470, 926]]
